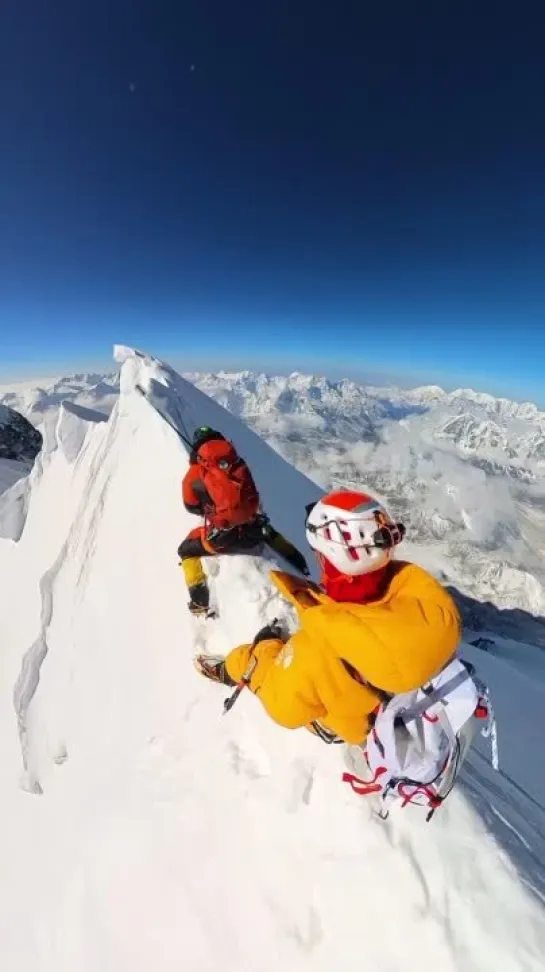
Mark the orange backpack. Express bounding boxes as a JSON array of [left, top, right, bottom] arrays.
[[197, 439, 260, 529]]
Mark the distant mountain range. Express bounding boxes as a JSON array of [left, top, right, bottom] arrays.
[[2, 367, 545, 616]]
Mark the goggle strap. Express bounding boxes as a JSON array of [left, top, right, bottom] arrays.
[[307, 516, 405, 550]]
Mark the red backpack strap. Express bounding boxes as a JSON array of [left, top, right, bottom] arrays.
[[342, 766, 388, 796]]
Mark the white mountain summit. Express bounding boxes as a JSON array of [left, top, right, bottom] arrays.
[[0, 347, 543, 969]]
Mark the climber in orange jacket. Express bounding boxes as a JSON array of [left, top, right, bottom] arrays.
[[179, 426, 309, 615], [195, 489, 461, 746]]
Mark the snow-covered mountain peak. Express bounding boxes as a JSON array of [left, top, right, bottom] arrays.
[[435, 412, 508, 451], [449, 387, 545, 423], [0, 371, 119, 422], [0, 346, 544, 968], [406, 383, 448, 402]]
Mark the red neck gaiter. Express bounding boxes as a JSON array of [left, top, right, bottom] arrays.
[[320, 558, 390, 604]]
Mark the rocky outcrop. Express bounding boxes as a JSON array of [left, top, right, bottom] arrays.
[[0, 404, 42, 463]]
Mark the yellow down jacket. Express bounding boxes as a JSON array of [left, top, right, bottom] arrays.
[[225, 561, 461, 745]]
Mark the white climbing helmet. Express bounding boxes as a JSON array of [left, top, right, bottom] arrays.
[[305, 490, 405, 576]]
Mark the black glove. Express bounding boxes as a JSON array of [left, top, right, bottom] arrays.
[[252, 620, 286, 647]]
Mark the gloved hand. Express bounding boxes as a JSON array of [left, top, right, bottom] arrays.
[[252, 620, 286, 647], [225, 628, 285, 692]]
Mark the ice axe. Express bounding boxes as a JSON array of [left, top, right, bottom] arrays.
[[222, 657, 258, 715], [223, 617, 282, 715]]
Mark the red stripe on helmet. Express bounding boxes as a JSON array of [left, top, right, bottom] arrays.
[[322, 490, 377, 512]]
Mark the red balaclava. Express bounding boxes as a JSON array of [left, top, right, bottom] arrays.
[[320, 555, 390, 604]]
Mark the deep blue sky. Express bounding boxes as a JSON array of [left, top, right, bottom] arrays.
[[2, 2, 545, 401]]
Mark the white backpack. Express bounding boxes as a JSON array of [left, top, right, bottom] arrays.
[[343, 658, 497, 821]]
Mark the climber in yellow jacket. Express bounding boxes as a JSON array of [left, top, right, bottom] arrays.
[[195, 490, 461, 745]]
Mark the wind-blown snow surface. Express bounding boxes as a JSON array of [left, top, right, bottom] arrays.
[[0, 347, 544, 970]]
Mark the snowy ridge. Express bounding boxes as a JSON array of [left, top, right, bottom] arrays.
[[13, 547, 64, 794], [3, 367, 545, 454], [0, 347, 544, 969], [12, 402, 123, 791], [0, 372, 119, 420], [3, 364, 545, 614], [0, 397, 108, 542]]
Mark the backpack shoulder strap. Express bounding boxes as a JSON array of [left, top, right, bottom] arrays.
[[400, 662, 469, 725]]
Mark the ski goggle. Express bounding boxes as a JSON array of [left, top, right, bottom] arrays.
[[305, 502, 405, 550]]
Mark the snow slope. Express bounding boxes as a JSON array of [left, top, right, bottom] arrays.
[[0, 348, 544, 971]]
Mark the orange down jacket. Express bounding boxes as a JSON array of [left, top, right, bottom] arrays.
[[225, 561, 461, 745]]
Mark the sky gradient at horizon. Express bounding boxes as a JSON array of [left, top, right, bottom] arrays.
[[2, 2, 545, 403]]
